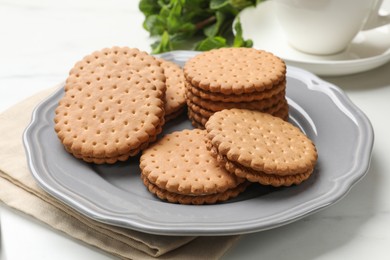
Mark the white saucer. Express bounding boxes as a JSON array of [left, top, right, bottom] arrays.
[[237, 1, 390, 76]]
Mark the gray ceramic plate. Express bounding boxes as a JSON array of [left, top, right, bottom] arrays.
[[23, 51, 374, 236]]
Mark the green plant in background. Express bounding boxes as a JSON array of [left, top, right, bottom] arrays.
[[139, 0, 262, 54]]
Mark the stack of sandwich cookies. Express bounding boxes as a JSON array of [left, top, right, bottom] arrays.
[[205, 109, 318, 187], [54, 47, 166, 164], [183, 48, 288, 128], [140, 129, 249, 204], [158, 59, 187, 122]]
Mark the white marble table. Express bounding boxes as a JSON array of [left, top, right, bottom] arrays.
[[1, 1, 390, 259]]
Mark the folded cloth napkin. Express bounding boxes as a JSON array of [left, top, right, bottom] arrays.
[[0, 86, 240, 259]]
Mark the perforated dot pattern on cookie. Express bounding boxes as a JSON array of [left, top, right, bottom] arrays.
[[65, 46, 165, 93], [159, 59, 186, 116], [205, 109, 318, 175], [140, 129, 245, 196], [54, 47, 166, 163], [183, 48, 286, 94]]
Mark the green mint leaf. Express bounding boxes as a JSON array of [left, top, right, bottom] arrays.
[[230, 0, 255, 10], [210, 0, 229, 10], [195, 36, 228, 51], [143, 14, 166, 36], [139, 0, 160, 15], [166, 1, 184, 33], [210, 0, 238, 15], [139, 0, 260, 53], [159, 5, 171, 19], [233, 17, 253, 47], [151, 31, 173, 54], [204, 11, 226, 37], [157, 0, 172, 8]]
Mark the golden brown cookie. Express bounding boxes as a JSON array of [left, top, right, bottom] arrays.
[[54, 47, 166, 164], [205, 109, 317, 186], [140, 129, 248, 204], [183, 48, 286, 94], [159, 59, 186, 120]]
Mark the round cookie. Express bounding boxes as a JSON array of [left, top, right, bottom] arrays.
[[183, 48, 286, 94], [140, 129, 248, 204], [54, 47, 166, 164], [158, 59, 186, 120], [205, 109, 317, 186]]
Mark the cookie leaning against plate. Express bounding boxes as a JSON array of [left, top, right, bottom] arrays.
[[54, 47, 166, 164], [205, 109, 318, 186], [140, 129, 249, 204]]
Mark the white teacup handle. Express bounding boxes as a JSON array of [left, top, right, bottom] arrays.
[[363, 0, 390, 30]]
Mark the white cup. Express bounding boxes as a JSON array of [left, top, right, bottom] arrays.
[[273, 0, 390, 55]]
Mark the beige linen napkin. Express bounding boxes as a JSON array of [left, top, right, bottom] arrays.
[[0, 86, 240, 259]]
